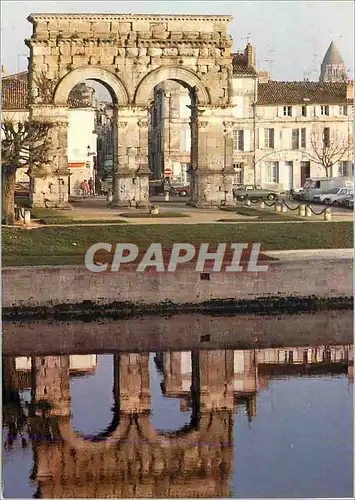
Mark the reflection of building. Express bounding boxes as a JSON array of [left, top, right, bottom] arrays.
[[3, 344, 352, 498], [15, 355, 97, 374], [14, 355, 97, 391]]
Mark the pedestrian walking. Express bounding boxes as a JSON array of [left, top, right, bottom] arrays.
[[80, 180, 89, 198], [88, 177, 94, 196]]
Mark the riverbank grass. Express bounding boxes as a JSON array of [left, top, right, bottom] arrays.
[[2, 221, 352, 266]]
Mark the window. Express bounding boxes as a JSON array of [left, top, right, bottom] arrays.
[[339, 161, 349, 177], [292, 129, 299, 150], [323, 127, 330, 147], [233, 163, 244, 184], [302, 105, 307, 117], [264, 128, 275, 148], [320, 105, 329, 116], [233, 130, 244, 151], [266, 162, 279, 182], [283, 106, 292, 116], [300, 128, 306, 148], [339, 105, 348, 116]]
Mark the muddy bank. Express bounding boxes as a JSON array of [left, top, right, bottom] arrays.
[[3, 308, 353, 356], [2, 295, 353, 322]]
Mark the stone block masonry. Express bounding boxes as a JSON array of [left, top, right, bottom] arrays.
[[2, 258, 352, 313], [25, 13, 237, 208]]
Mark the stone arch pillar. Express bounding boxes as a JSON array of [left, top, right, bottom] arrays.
[[113, 353, 151, 413], [222, 120, 236, 205], [112, 107, 150, 208], [31, 355, 71, 417], [29, 105, 71, 209], [189, 106, 236, 208]]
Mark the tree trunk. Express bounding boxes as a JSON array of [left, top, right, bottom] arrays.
[[2, 168, 16, 225]]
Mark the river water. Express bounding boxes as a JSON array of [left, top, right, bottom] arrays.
[[2, 340, 353, 498]]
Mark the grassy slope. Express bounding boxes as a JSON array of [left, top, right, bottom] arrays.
[[2, 221, 353, 266]]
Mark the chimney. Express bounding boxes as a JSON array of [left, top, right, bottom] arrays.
[[346, 80, 354, 100], [244, 43, 255, 67], [258, 71, 269, 83]]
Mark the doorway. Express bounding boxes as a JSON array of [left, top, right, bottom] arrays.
[[300, 161, 311, 186]]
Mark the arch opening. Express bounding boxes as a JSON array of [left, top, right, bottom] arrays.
[[147, 77, 198, 200], [52, 72, 118, 199], [134, 66, 210, 106], [53, 66, 129, 106]]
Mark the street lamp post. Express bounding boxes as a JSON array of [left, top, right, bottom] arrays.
[[87, 145, 96, 195]]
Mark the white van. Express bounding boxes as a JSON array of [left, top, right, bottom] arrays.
[[300, 177, 354, 202]]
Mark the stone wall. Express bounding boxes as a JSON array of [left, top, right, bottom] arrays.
[[2, 258, 352, 310], [26, 14, 233, 107]]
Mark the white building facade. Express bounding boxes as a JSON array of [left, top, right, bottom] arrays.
[[67, 108, 97, 196], [150, 43, 354, 192]]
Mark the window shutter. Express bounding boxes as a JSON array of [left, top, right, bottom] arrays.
[[244, 129, 251, 152], [258, 128, 264, 149], [301, 128, 306, 148], [180, 130, 186, 151], [240, 130, 245, 151], [270, 128, 275, 148], [277, 106, 284, 118]]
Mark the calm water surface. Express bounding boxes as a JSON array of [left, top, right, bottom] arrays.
[[2, 345, 353, 498]]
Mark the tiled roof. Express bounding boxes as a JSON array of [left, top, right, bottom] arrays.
[[1, 71, 28, 110], [232, 53, 258, 76], [256, 81, 351, 105]]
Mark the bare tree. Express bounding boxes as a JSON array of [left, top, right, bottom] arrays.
[[1, 118, 53, 225], [302, 129, 353, 178]]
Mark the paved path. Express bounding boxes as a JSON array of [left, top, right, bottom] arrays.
[[56, 196, 352, 225]]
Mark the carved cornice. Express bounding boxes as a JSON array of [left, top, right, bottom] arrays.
[[197, 120, 209, 129], [117, 121, 128, 129], [223, 120, 234, 130], [138, 119, 149, 129], [28, 13, 232, 22]]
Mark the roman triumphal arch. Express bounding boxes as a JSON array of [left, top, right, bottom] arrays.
[[26, 13, 237, 208]]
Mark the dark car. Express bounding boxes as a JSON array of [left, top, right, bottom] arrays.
[[15, 182, 31, 206], [233, 184, 280, 201]]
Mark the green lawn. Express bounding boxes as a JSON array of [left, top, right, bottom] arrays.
[[2, 221, 353, 266]]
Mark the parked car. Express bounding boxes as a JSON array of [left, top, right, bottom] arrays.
[[299, 177, 353, 202], [314, 188, 354, 205], [291, 188, 305, 200], [171, 185, 191, 197], [233, 184, 280, 201], [339, 195, 354, 209], [15, 182, 31, 206]]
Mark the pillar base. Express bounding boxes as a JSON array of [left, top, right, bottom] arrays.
[[110, 200, 132, 209], [220, 199, 236, 208], [135, 200, 151, 209], [188, 200, 221, 209]]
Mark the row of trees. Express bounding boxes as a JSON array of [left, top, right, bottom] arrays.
[[1, 120, 353, 224]]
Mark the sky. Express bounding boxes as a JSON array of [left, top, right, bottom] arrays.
[[1, 0, 354, 81]]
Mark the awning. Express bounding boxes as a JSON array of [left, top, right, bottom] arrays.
[[68, 162, 85, 168]]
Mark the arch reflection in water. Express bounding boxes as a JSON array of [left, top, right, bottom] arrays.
[[2, 344, 353, 499]]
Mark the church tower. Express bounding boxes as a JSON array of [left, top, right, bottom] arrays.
[[319, 41, 347, 82]]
